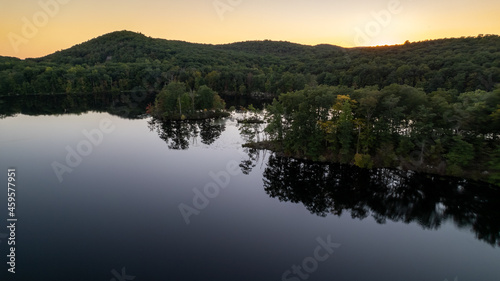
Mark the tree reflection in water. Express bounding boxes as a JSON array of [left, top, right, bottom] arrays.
[[0, 91, 156, 119], [263, 154, 500, 247], [148, 118, 226, 150], [237, 121, 268, 175]]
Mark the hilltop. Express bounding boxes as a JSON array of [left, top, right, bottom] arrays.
[[0, 30, 498, 95], [38, 31, 222, 65], [34, 31, 349, 70]]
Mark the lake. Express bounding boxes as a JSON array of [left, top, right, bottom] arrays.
[[0, 94, 499, 281]]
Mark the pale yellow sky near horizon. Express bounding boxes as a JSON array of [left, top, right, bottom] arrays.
[[1, 0, 499, 59]]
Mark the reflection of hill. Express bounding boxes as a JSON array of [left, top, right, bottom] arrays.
[[0, 92, 155, 119], [148, 118, 225, 150], [263, 154, 500, 247]]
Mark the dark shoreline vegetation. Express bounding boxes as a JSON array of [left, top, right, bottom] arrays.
[[0, 30, 499, 185], [146, 81, 230, 120], [242, 84, 500, 186]]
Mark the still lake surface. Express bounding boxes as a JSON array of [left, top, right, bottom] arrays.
[[0, 94, 499, 281]]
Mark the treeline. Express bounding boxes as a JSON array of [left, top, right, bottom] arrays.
[[148, 82, 228, 120], [261, 84, 500, 185], [0, 31, 499, 96]]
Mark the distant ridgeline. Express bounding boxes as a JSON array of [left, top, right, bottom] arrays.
[[0, 31, 498, 96]]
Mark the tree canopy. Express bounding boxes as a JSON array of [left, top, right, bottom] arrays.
[[148, 81, 227, 120], [260, 84, 500, 185], [0, 31, 498, 97]]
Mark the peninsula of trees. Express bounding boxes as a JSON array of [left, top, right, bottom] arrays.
[[255, 84, 499, 185]]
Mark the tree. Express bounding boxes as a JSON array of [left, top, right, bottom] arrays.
[[196, 85, 215, 110], [446, 136, 474, 176], [265, 99, 285, 141], [154, 81, 186, 117], [336, 95, 355, 162]]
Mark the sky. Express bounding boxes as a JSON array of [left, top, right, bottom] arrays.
[[1, 0, 499, 59]]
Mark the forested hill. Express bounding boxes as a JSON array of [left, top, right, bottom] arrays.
[[38, 31, 223, 65], [0, 30, 499, 95], [39, 31, 341, 63], [0, 56, 21, 63]]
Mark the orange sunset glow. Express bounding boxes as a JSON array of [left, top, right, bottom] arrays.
[[1, 0, 500, 58]]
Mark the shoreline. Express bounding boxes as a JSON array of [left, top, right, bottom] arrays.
[[243, 140, 497, 187], [153, 111, 231, 121]]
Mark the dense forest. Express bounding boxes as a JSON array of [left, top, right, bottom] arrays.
[[0, 30, 499, 96], [1, 30, 499, 184], [253, 84, 500, 185]]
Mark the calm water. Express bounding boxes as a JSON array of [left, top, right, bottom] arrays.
[[0, 95, 499, 281]]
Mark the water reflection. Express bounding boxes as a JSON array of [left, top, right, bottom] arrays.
[[148, 118, 226, 150], [237, 120, 267, 174], [263, 154, 500, 247], [0, 91, 155, 119]]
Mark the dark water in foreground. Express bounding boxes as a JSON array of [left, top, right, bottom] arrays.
[[0, 95, 499, 281]]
